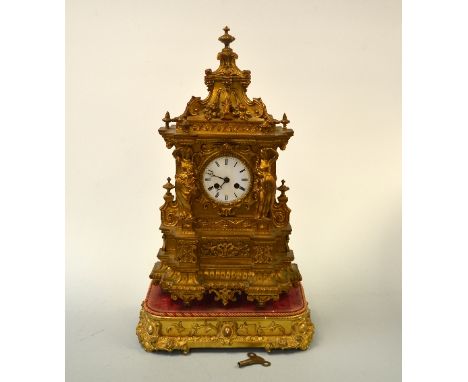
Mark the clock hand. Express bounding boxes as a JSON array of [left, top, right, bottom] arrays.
[[215, 177, 229, 190], [218, 177, 230, 189], [207, 169, 225, 181]]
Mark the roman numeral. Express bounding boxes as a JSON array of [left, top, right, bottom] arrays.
[[225, 195, 228, 201], [234, 192, 238, 198], [208, 186, 214, 191], [234, 161, 238, 167], [239, 186, 245, 191], [215, 192, 219, 198], [241, 178, 248, 181], [205, 178, 211, 181], [225, 158, 228, 165], [215, 161, 220, 167], [239, 168, 245, 173]]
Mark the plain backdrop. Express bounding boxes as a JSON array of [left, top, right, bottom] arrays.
[[66, 0, 401, 381]]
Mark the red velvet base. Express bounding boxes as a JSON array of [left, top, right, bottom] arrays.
[[145, 283, 307, 317]]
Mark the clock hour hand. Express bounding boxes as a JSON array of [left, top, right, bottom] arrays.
[[214, 176, 230, 190], [218, 176, 230, 189]]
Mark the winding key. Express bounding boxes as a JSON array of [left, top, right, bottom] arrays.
[[238, 352, 271, 368]]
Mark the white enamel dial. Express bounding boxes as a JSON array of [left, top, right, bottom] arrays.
[[202, 155, 252, 204]]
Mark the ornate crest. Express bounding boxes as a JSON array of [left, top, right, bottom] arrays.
[[161, 27, 290, 134]]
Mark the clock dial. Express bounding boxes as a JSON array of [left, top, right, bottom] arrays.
[[202, 155, 251, 204]]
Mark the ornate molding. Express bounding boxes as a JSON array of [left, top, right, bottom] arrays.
[[150, 263, 204, 305], [175, 241, 197, 263], [209, 288, 242, 306], [200, 241, 249, 258], [194, 217, 256, 230], [252, 245, 274, 264], [190, 122, 273, 133], [136, 303, 314, 353], [152, 260, 302, 306], [201, 269, 253, 281]]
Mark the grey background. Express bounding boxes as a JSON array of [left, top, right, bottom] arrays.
[[66, 0, 401, 381]]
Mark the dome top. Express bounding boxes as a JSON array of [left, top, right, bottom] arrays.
[[164, 27, 290, 134]]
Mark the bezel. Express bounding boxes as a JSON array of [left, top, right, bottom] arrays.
[[199, 151, 253, 207]]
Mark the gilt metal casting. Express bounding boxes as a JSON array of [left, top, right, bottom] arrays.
[[150, 27, 302, 306]]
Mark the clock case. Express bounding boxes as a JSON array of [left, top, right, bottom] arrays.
[[150, 27, 302, 307]]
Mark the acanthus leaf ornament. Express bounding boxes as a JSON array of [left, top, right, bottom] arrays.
[[200, 241, 250, 258]]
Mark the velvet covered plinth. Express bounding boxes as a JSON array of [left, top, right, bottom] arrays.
[[145, 283, 306, 317], [137, 282, 314, 353]]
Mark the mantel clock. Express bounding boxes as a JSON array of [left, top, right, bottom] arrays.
[[137, 27, 314, 353]]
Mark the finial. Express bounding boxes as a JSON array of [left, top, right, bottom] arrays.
[[163, 177, 174, 196], [218, 26, 235, 48], [277, 179, 290, 203], [278, 179, 289, 192], [163, 111, 171, 128], [162, 111, 179, 128], [280, 113, 290, 129]]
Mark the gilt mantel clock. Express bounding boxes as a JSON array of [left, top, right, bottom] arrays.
[[137, 27, 314, 353]]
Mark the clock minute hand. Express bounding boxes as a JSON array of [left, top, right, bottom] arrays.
[[207, 170, 225, 181]]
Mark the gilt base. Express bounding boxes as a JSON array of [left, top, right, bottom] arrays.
[[136, 282, 314, 353]]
